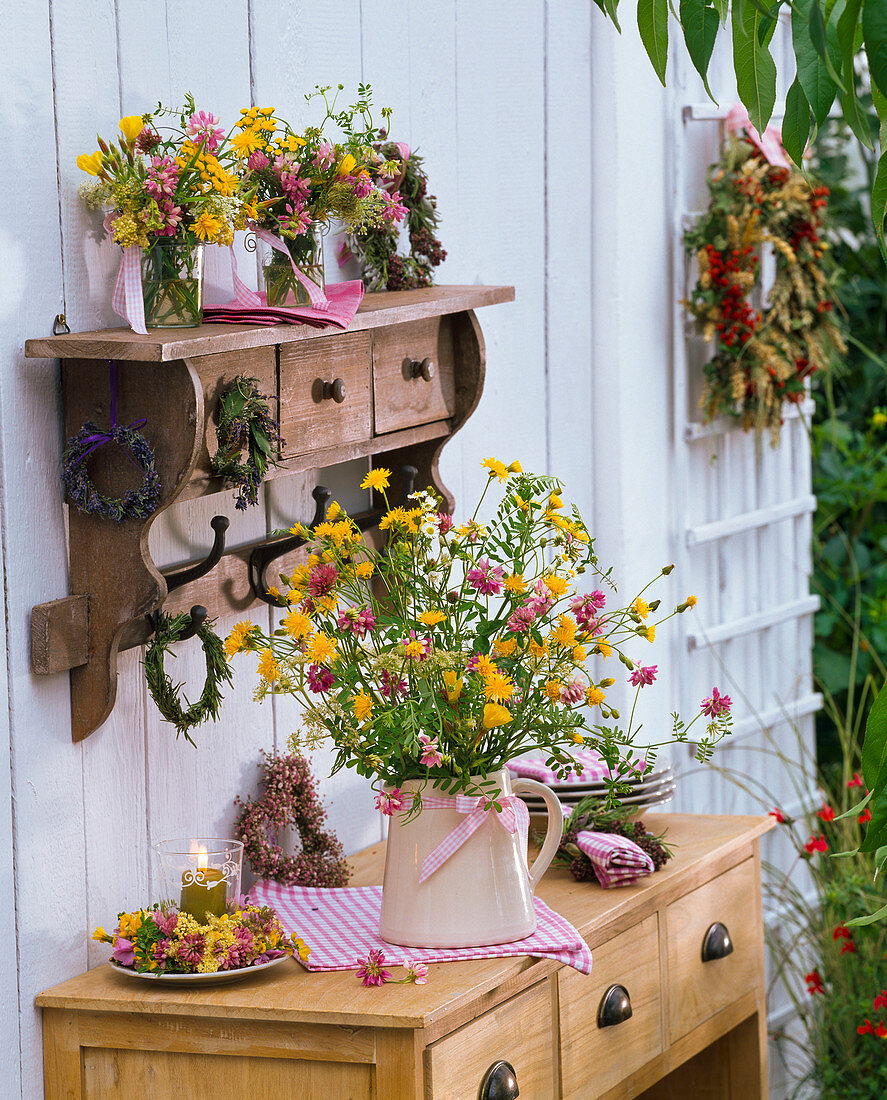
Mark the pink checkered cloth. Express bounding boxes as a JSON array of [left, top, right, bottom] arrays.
[[575, 830, 654, 889], [202, 280, 364, 328], [507, 747, 646, 785], [250, 881, 593, 975]]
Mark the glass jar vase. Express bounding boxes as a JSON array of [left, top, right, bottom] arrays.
[[153, 838, 244, 922], [261, 224, 325, 307], [141, 238, 205, 328]]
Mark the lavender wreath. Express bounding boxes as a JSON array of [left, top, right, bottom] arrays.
[[62, 421, 160, 522], [235, 751, 350, 887]]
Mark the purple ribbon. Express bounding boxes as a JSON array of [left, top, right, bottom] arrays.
[[73, 360, 148, 468]]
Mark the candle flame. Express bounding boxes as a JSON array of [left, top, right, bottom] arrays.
[[190, 841, 208, 869]]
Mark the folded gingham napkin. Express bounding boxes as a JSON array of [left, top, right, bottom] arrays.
[[507, 747, 647, 785], [250, 881, 593, 975], [202, 280, 364, 328], [575, 830, 654, 889]]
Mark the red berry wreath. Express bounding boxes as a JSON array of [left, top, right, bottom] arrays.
[[235, 751, 350, 887]]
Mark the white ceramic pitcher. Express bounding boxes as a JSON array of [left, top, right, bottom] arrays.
[[378, 768, 564, 948]]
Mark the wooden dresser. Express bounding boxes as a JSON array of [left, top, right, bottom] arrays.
[[37, 814, 774, 1099]]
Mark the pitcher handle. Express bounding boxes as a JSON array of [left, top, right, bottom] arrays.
[[510, 778, 564, 891]]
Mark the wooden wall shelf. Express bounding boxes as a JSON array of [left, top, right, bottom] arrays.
[[26, 285, 514, 741]]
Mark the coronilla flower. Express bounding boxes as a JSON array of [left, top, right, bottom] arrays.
[[337, 607, 376, 637], [186, 110, 225, 151], [418, 734, 443, 767], [306, 664, 334, 694], [375, 790, 404, 817], [629, 664, 658, 687], [700, 687, 731, 717], [467, 557, 504, 596]]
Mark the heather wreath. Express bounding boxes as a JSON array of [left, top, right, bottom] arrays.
[[226, 461, 732, 804]]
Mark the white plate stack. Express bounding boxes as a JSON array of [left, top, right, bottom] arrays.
[[516, 757, 676, 815]]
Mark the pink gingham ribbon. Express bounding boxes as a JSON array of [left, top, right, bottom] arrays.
[[418, 794, 530, 884], [111, 245, 147, 335], [725, 103, 790, 169], [248, 224, 329, 311]]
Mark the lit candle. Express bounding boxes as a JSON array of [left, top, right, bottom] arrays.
[[179, 844, 228, 923]]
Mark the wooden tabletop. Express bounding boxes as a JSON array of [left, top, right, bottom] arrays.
[[36, 814, 773, 1032], [24, 285, 515, 362]]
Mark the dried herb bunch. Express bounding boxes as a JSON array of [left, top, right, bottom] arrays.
[[211, 375, 283, 509], [551, 796, 674, 883], [684, 132, 845, 442]]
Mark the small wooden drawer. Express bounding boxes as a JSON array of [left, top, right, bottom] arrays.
[[666, 857, 762, 1042], [371, 316, 456, 434], [279, 331, 371, 457], [425, 980, 556, 1099], [558, 914, 662, 1097]]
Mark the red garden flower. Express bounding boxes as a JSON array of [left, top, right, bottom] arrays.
[[874, 991, 887, 1011], [840, 941, 856, 955], [833, 924, 851, 941], [817, 804, 836, 823], [858, 1019, 874, 1035], [805, 970, 824, 994], [804, 835, 828, 854], [848, 772, 864, 788], [769, 808, 786, 824], [859, 807, 872, 825]]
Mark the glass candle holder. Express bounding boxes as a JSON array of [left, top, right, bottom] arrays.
[[153, 838, 243, 923]]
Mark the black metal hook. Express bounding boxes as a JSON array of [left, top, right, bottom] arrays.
[[249, 486, 332, 607], [399, 464, 418, 506], [147, 516, 230, 635]]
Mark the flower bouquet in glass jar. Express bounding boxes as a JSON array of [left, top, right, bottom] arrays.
[[226, 461, 733, 947], [78, 94, 253, 327], [233, 84, 407, 307]]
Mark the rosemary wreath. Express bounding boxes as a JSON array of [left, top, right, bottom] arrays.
[[144, 611, 233, 744], [343, 142, 446, 291], [62, 421, 161, 522], [210, 375, 283, 510], [235, 751, 350, 887], [684, 133, 845, 442]]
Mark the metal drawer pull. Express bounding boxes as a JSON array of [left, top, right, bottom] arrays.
[[320, 378, 346, 403], [702, 921, 734, 962], [409, 357, 436, 381], [597, 983, 633, 1028], [478, 1060, 519, 1099]]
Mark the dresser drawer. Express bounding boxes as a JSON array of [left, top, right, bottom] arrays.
[[425, 980, 556, 1100], [372, 316, 456, 434], [559, 914, 662, 1097], [666, 857, 763, 1041], [279, 331, 371, 457]]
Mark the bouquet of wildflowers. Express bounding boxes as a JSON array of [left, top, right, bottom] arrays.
[[93, 901, 308, 975], [226, 461, 732, 803], [233, 84, 407, 243], [77, 93, 252, 249]]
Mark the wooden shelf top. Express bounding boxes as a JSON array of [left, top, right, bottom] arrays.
[[25, 285, 515, 362], [36, 814, 773, 1033]]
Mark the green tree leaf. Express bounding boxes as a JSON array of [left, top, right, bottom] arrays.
[[837, 0, 875, 150], [863, 0, 887, 100], [791, 0, 839, 124], [863, 680, 887, 790], [782, 76, 811, 165], [637, 0, 670, 85], [680, 0, 719, 99], [732, 0, 777, 132], [712, 0, 728, 23], [860, 756, 887, 852], [872, 143, 887, 258], [593, 0, 623, 32]]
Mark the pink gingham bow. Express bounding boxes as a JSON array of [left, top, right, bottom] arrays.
[[418, 793, 530, 883]]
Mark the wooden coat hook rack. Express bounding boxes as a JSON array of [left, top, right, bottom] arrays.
[[25, 285, 514, 741]]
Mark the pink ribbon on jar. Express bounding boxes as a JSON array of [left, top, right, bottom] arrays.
[[248, 223, 330, 311], [417, 793, 530, 883]]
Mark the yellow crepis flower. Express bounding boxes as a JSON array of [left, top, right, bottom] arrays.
[[493, 636, 518, 658], [92, 926, 110, 942], [224, 620, 255, 658], [529, 637, 548, 659], [644, 625, 656, 643], [306, 632, 337, 665], [474, 654, 497, 677], [257, 648, 281, 683], [548, 492, 563, 510], [507, 460, 522, 473], [686, 594, 698, 607], [542, 573, 568, 596], [355, 561, 375, 579], [481, 457, 509, 482], [633, 597, 651, 620], [545, 680, 563, 702], [551, 614, 577, 649], [484, 671, 515, 702], [418, 609, 447, 626], [119, 115, 144, 142], [571, 732, 585, 745], [482, 703, 512, 729], [503, 573, 526, 594], [586, 685, 606, 707], [326, 501, 343, 520], [594, 640, 612, 660], [282, 610, 312, 639], [352, 691, 373, 723], [572, 645, 587, 664], [362, 467, 392, 492]]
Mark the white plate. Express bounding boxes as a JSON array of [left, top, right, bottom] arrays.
[[546, 764, 674, 792], [520, 783, 677, 811], [546, 773, 675, 797], [108, 954, 292, 987], [519, 777, 676, 806]]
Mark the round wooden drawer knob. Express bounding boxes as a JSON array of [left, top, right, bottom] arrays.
[[478, 1060, 518, 1099], [701, 921, 734, 962], [321, 378, 346, 403], [410, 357, 436, 381], [597, 983, 633, 1028]]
